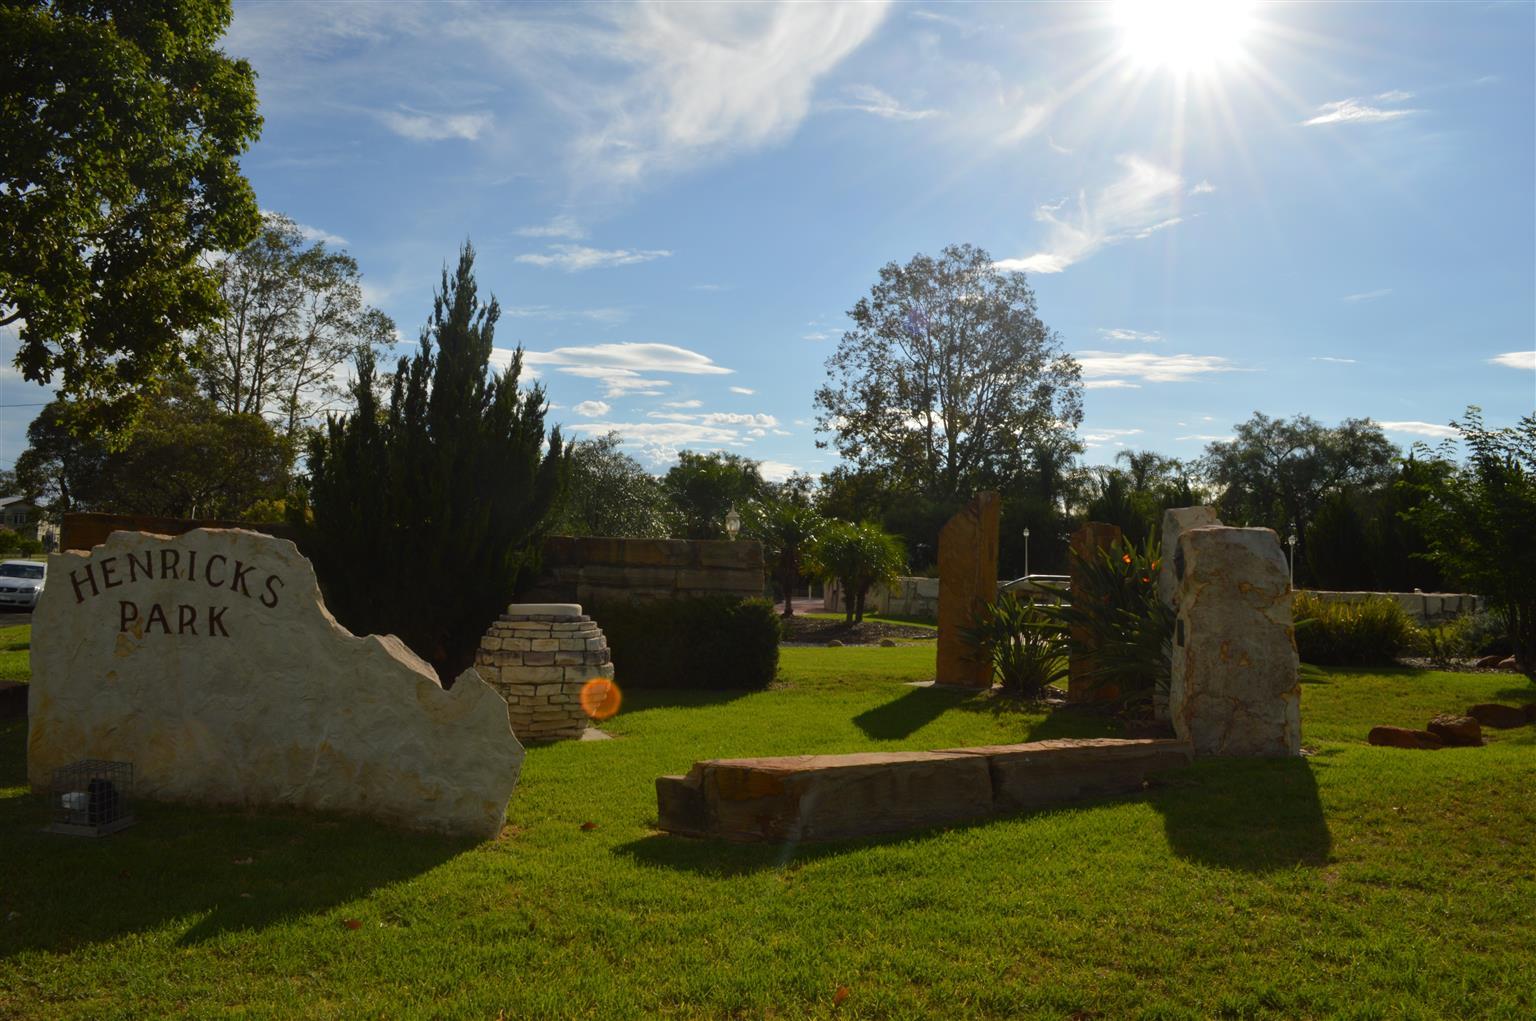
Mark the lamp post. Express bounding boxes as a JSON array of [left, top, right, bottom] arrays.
[[724, 505, 741, 541], [1287, 534, 1297, 585], [1022, 527, 1031, 580]]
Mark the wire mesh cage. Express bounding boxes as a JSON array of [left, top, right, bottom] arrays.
[[48, 759, 135, 837]]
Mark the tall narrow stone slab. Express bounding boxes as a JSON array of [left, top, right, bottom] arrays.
[[1154, 507, 1221, 721], [29, 528, 524, 837], [936, 491, 1001, 688], [1170, 526, 1301, 757], [1068, 522, 1123, 701]]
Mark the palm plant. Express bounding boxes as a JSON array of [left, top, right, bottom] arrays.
[[807, 521, 906, 623], [750, 501, 826, 617], [961, 592, 1069, 698]]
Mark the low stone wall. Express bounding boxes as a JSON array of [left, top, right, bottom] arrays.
[[523, 536, 765, 606], [824, 576, 1066, 619], [1303, 590, 1482, 624], [475, 604, 612, 741], [656, 738, 1192, 842]]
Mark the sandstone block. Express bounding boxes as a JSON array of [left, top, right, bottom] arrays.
[[1158, 507, 1221, 611], [1068, 521, 1124, 701], [530, 638, 560, 652], [1466, 703, 1527, 729], [523, 652, 555, 666], [28, 528, 521, 838], [936, 491, 1001, 689], [479, 636, 502, 652], [1427, 714, 1482, 747], [1170, 526, 1300, 757], [1368, 726, 1443, 750]]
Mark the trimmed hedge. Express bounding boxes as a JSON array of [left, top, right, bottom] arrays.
[[593, 596, 781, 690], [1293, 592, 1416, 666]]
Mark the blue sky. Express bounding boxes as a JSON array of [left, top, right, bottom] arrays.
[[3, 0, 1533, 480]]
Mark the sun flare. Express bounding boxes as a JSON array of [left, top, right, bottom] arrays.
[[1114, 0, 1258, 74]]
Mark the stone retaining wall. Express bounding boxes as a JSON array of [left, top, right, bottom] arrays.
[[522, 536, 765, 606], [474, 605, 613, 741], [1305, 589, 1482, 624], [657, 738, 1193, 842]]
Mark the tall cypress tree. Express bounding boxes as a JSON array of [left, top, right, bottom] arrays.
[[307, 243, 566, 682]]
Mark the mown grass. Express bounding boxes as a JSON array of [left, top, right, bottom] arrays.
[[1, 639, 1533, 1019], [0, 623, 29, 682], [801, 611, 938, 630]]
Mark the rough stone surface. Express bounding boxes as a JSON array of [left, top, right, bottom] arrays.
[[1497, 657, 1518, 671], [521, 536, 764, 607], [936, 492, 1001, 689], [656, 738, 1192, 842], [1368, 726, 1444, 750], [1068, 522, 1124, 701], [29, 529, 522, 837], [1466, 703, 1528, 730], [1170, 526, 1301, 757], [1426, 714, 1483, 747], [475, 603, 613, 742], [1476, 654, 1506, 669], [1158, 507, 1221, 611]]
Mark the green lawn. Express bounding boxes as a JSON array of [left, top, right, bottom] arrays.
[[2, 636, 1533, 1019], [0, 623, 29, 683]]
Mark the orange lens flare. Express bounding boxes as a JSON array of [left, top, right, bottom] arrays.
[[579, 677, 622, 720]]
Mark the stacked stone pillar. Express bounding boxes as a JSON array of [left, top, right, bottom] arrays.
[[474, 603, 613, 741]]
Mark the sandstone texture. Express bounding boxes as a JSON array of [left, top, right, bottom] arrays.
[[1466, 703, 1528, 730], [1426, 714, 1483, 747], [1068, 521, 1124, 701], [475, 604, 613, 741], [656, 738, 1192, 842], [1170, 526, 1301, 757], [29, 529, 522, 838], [1157, 506, 1221, 610], [521, 536, 764, 606], [936, 492, 1000, 688], [1368, 726, 1444, 750]]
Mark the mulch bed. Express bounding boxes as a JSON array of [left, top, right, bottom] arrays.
[[779, 616, 936, 646]]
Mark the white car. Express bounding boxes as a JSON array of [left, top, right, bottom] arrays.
[[0, 560, 46, 609]]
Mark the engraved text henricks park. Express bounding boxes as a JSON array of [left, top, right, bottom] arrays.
[[67, 544, 286, 637]]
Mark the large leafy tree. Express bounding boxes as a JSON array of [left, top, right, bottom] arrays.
[[814, 243, 1083, 501], [1, 0, 263, 428], [306, 244, 567, 682], [662, 450, 768, 539], [196, 213, 396, 436], [1409, 408, 1536, 672], [1202, 413, 1397, 546], [808, 520, 907, 623], [552, 431, 674, 538]]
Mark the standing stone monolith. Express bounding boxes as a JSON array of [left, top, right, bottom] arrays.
[[1155, 507, 1221, 721], [29, 528, 524, 837], [936, 491, 1000, 688], [1068, 521, 1123, 701], [1170, 526, 1301, 757]]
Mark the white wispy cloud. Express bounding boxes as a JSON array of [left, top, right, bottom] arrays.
[[1302, 96, 1419, 127], [515, 244, 672, 272], [1188, 180, 1216, 196], [1176, 433, 1236, 442], [996, 155, 1189, 274], [573, 400, 611, 417], [1075, 350, 1240, 385], [379, 108, 493, 141], [1099, 328, 1162, 343], [1312, 356, 1358, 364], [829, 84, 940, 121], [1084, 379, 1142, 390], [513, 342, 732, 398], [729, 386, 755, 395], [662, 399, 703, 408], [757, 460, 801, 482], [1379, 420, 1458, 439], [1082, 426, 1143, 444], [502, 305, 630, 325], [1343, 288, 1391, 302], [515, 215, 586, 239], [803, 331, 834, 342], [1490, 350, 1535, 371]]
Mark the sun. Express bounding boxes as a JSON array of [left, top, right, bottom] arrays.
[[1113, 0, 1258, 74]]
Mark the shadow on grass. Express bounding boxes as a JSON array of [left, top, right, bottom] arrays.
[[0, 721, 472, 957], [621, 687, 760, 712], [1149, 757, 1331, 872], [851, 685, 977, 740]]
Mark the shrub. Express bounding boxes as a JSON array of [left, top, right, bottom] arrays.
[[1293, 592, 1415, 666], [807, 520, 906, 623], [1054, 535, 1173, 706], [593, 597, 780, 690], [961, 592, 1068, 698], [1413, 619, 1473, 668], [0, 532, 45, 557]]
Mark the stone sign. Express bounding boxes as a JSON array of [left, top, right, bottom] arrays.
[[936, 491, 1000, 688], [29, 528, 523, 838], [1169, 526, 1301, 757]]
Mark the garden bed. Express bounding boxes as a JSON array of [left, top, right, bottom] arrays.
[[780, 614, 936, 645]]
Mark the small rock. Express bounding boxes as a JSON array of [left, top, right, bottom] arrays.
[[1368, 726, 1443, 750], [1426, 714, 1482, 747], [879, 639, 897, 648], [1466, 703, 1528, 730], [826, 640, 844, 647], [1475, 654, 1505, 669], [1497, 657, 1518, 670]]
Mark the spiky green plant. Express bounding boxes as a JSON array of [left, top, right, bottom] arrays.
[[1053, 535, 1173, 706], [961, 592, 1068, 698]]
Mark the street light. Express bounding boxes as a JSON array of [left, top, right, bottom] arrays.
[[1022, 527, 1031, 579], [1287, 534, 1297, 585], [724, 505, 741, 541]]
